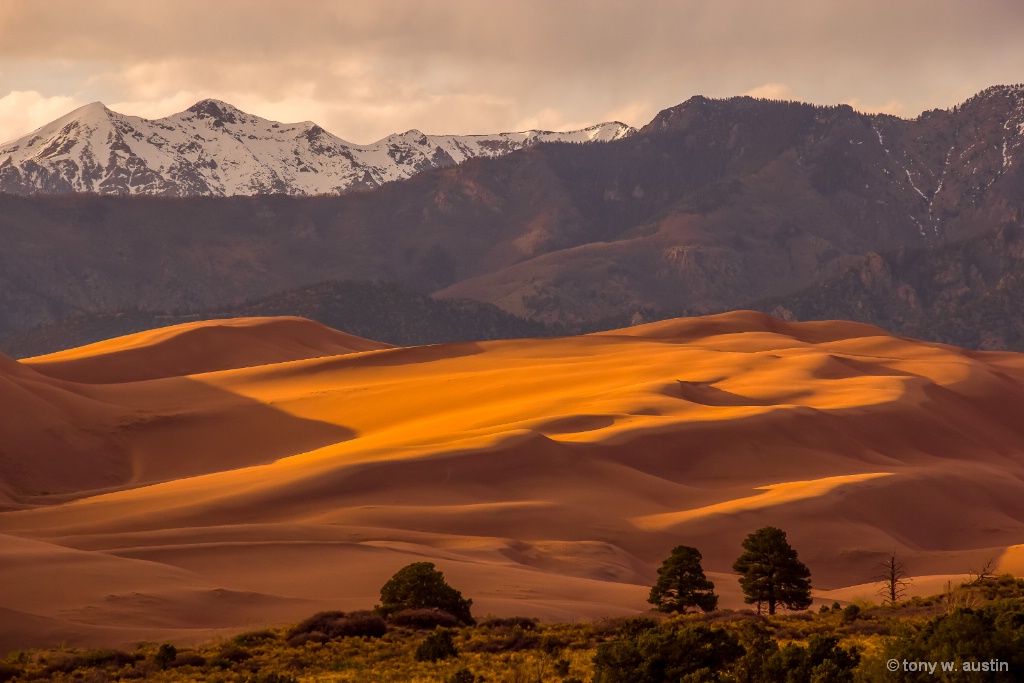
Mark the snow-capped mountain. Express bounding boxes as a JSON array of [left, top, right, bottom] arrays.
[[0, 100, 634, 196]]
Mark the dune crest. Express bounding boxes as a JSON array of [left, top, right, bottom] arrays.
[[23, 316, 393, 383], [2, 312, 1023, 649], [631, 473, 894, 530]]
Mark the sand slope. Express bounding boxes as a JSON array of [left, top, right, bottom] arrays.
[[24, 316, 392, 383], [1, 311, 1023, 650]]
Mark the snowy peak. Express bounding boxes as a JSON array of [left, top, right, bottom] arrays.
[[0, 101, 636, 197], [186, 99, 245, 123]]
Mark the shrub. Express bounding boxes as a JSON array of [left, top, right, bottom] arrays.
[[286, 632, 329, 648], [336, 610, 389, 637], [767, 635, 860, 682], [232, 629, 278, 646], [874, 601, 1024, 675], [540, 633, 568, 653], [415, 628, 459, 662], [208, 656, 232, 670], [593, 622, 743, 682], [841, 604, 861, 623], [553, 658, 571, 676], [82, 649, 140, 668], [170, 652, 206, 668], [42, 655, 88, 675], [247, 674, 299, 683], [480, 616, 539, 630], [968, 573, 1024, 600], [380, 562, 474, 625], [41, 649, 141, 675], [218, 645, 254, 663], [447, 668, 481, 683], [153, 644, 177, 670], [615, 616, 660, 638], [0, 665, 20, 683], [389, 607, 462, 630], [287, 610, 387, 641]]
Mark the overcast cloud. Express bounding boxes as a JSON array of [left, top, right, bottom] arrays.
[[1, 0, 1022, 144]]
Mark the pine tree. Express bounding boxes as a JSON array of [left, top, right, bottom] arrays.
[[648, 545, 718, 613], [732, 526, 811, 615]]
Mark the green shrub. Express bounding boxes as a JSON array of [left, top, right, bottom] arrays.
[[380, 562, 474, 625], [232, 629, 278, 646], [170, 652, 206, 668], [463, 624, 541, 653], [208, 656, 232, 670], [247, 673, 299, 683], [389, 607, 462, 630], [218, 645, 254, 663], [287, 610, 387, 642], [153, 643, 177, 670], [286, 631, 329, 647], [841, 604, 861, 622], [554, 657, 571, 676], [415, 628, 459, 662], [480, 616, 539, 630], [42, 655, 88, 676], [769, 635, 860, 683], [872, 601, 1024, 679], [446, 668, 481, 683], [592, 622, 743, 683]]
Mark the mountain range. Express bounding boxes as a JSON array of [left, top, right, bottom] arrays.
[[0, 99, 633, 196], [1, 85, 1023, 353]]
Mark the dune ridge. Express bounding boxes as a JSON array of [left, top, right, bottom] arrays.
[[23, 316, 393, 383], [1, 311, 1023, 649]]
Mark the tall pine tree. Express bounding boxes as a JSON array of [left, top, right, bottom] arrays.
[[733, 526, 811, 615]]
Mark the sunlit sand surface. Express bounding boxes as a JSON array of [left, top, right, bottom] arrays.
[[2, 311, 1023, 648]]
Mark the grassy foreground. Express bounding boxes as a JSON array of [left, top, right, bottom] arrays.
[[2, 575, 1023, 682]]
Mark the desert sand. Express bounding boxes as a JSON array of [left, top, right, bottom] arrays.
[[1, 311, 1023, 650]]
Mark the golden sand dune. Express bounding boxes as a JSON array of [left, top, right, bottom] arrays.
[[24, 316, 392, 384], [1, 311, 1024, 649]]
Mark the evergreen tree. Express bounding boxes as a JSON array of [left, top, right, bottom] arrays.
[[379, 561, 474, 624], [648, 545, 718, 613], [732, 526, 811, 615]]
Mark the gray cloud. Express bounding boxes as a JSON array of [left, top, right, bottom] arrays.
[[1, 0, 1022, 143]]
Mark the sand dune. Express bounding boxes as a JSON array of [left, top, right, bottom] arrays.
[[24, 316, 392, 384], [2, 311, 1023, 650]]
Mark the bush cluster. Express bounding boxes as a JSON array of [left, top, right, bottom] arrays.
[[4, 562, 1023, 682], [388, 607, 463, 630], [285, 609, 387, 646]]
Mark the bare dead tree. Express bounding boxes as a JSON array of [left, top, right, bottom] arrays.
[[876, 549, 911, 605], [967, 557, 996, 584]]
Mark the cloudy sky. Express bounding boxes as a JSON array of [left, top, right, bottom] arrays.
[[1, 0, 1022, 144]]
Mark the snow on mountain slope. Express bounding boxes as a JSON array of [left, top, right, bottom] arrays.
[[0, 100, 634, 196]]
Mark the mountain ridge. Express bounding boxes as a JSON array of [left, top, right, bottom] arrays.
[[1, 85, 1023, 346], [0, 98, 634, 196]]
